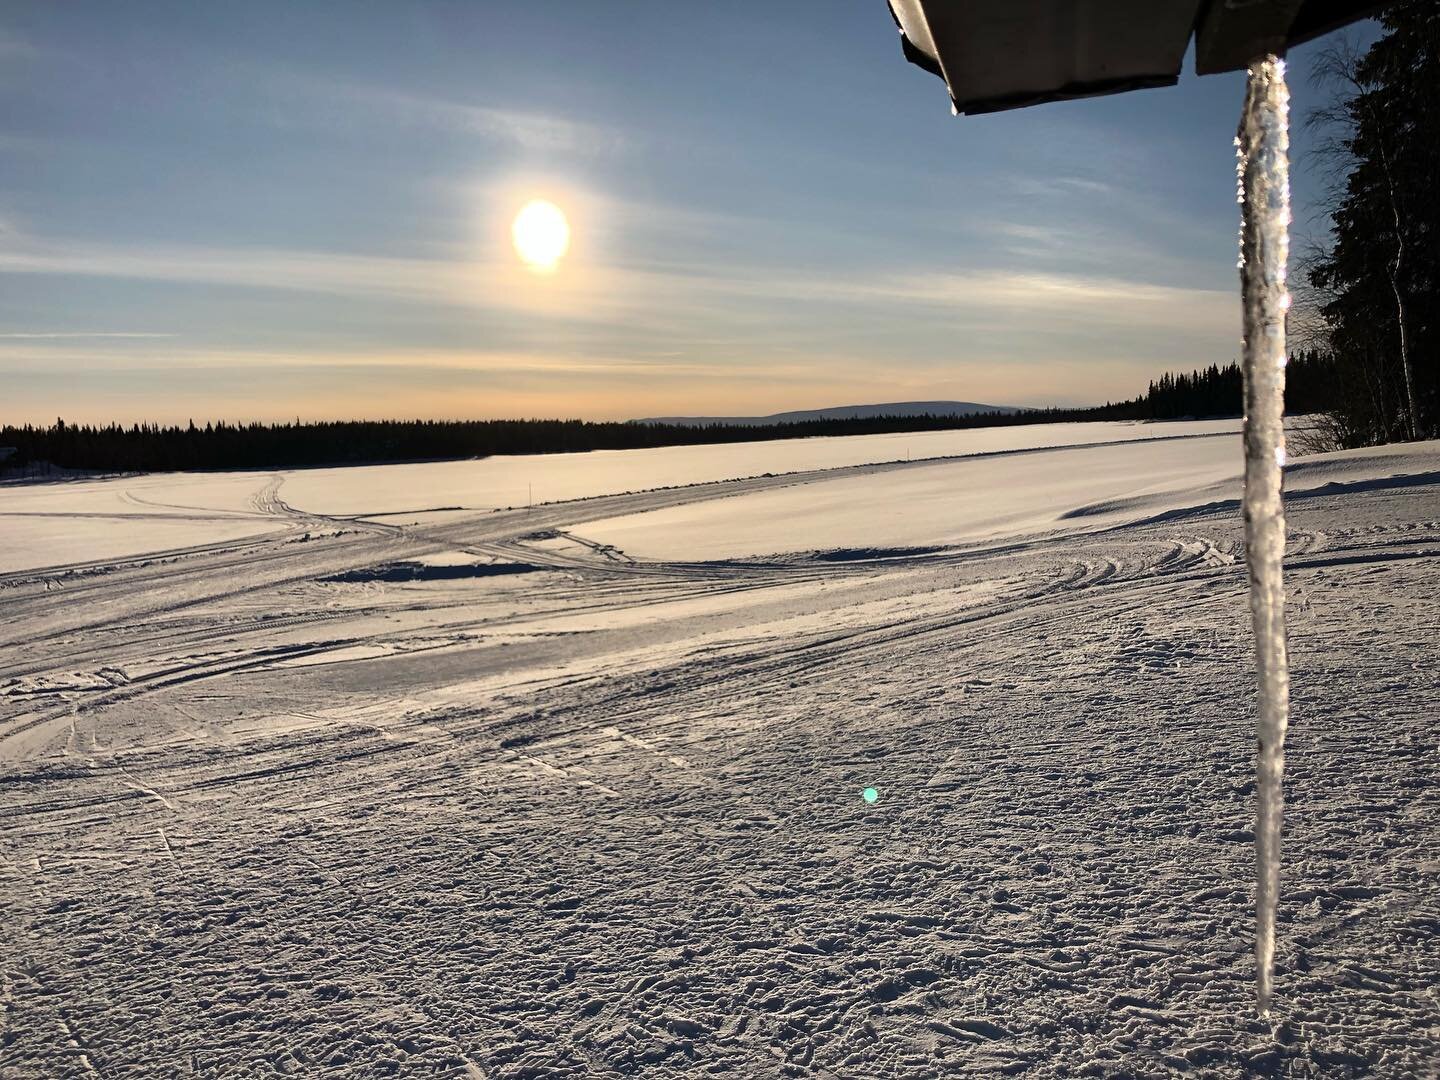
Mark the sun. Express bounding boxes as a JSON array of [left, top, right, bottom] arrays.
[[512, 199, 570, 273]]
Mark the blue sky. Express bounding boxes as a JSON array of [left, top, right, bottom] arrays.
[[0, 2, 1369, 424]]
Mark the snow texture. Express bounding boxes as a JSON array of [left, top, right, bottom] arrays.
[[1, 429, 1438, 1077], [0, 421, 1241, 576]]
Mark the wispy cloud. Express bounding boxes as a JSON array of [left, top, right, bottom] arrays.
[[0, 331, 176, 339], [346, 87, 625, 156], [1011, 175, 1115, 199], [0, 340, 815, 382], [0, 28, 39, 58], [0, 336, 1183, 422], [720, 267, 1236, 338], [0, 230, 1236, 347], [0, 133, 50, 154], [0, 240, 472, 300], [255, 68, 627, 156], [0, 234, 665, 333], [888, 270, 1233, 329]]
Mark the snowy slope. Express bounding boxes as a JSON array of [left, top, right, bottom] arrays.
[[581, 437, 1440, 560], [0, 471, 294, 573], [0, 420, 1239, 574], [0, 433, 1436, 1077]]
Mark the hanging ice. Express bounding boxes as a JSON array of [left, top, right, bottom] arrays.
[[1236, 55, 1291, 1019]]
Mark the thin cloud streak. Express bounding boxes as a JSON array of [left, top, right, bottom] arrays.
[[0, 28, 39, 57], [0, 341, 812, 380], [0, 332, 176, 339], [257, 68, 627, 156], [0, 233, 1236, 341], [3, 346, 1159, 424]]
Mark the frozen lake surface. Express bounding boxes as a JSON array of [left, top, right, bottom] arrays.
[[1, 419, 1241, 573]]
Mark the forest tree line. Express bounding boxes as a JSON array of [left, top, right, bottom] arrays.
[[0, 406, 1135, 475], [1146, 352, 1330, 420], [3, 356, 1324, 475]]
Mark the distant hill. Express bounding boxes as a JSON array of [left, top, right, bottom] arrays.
[[633, 401, 1022, 427]]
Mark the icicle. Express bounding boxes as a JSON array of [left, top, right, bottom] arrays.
[[1236, 55, 1291, 1018]]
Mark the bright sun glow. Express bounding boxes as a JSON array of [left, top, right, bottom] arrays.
[[512, 199, 570, 273]]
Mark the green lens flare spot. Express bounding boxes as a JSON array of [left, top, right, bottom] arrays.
[[862, 787, 879, 804]]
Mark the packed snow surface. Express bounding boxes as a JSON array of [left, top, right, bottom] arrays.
[[0, 420, 1243, 576], [1, 427, 1437, 1077]]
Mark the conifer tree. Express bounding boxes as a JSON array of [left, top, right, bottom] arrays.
[[1306, 4, 1438, 446]]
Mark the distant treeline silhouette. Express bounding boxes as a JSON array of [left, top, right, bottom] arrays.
[[1146, 351, 1329, 420], [0, 408, 1125, 474], [1, 354, 1330, 475]]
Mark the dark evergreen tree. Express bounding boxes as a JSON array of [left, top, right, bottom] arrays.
[[1145, 362, 1246, 419], [1305, 4, 1439, 446]]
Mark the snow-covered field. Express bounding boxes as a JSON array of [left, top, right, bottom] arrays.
[[0, 420, 1241, 575], [1, 424, 1437, 1077]]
